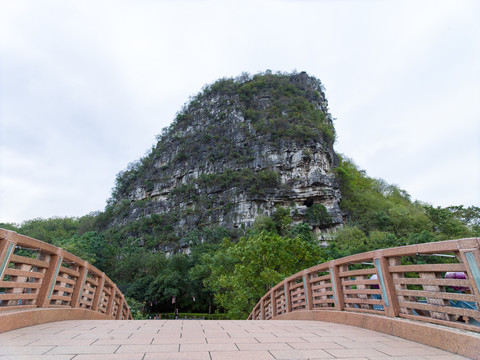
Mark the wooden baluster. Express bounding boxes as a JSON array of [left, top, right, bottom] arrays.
[[106, 285, 116, 318], [36, 249, 63, 308], [330, 263, 345, 311], [91, 274, 105, 312], [260, 298, 265, 320], [374, 255, 400, 317], [284, 281, 292, 313], [70, 262, 88, 308], [272, 289, 278, 318], [116, 295, 124, 320], [304, 273, 313, 310]]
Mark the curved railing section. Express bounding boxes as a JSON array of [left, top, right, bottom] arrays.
[[0, 228, 132, 322], [248, 238, 480, 333]]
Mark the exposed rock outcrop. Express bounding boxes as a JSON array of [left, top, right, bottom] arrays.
[[104, 71, 343, 250]]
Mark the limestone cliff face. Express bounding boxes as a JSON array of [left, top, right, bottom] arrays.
[[106, 72, 343, 250]]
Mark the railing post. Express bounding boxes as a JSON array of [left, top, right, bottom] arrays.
[[0, 232, 16, 280], [374, 252, 399, 317], [36, 249, 63, 308], [303, 273, 313, 310], [70, 262, 88, 308], [284, 281, 292, 313], [106, 285, 116, 318], [116, 294, 125, 320], [272, 288, 278, 318], [329, 262, 344, 311], [91, 273, 105, 312], [260, 298, 265, 320]]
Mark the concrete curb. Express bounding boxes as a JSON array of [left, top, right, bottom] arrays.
[[0, 308, 113, 333]]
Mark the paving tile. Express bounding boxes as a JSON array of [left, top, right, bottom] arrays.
[[210, 350, 275, 360], [155, 332, 182, 338], [45, 331, 84, 337], [74, 333, 132, 339], [0, 346, 55, 355], [331, 339, 392, 349], [116, 344, 179, 353], [0, 337, 43, 346], [180, 343, 238, 352], [236, 342, 292, 351], [207, 337, 259, 344], [368, 357, 430, 360], [145, 352, 211, 360], [202, 332, 231, 338], [73, 354, 144, 360], [94, 337, 154, 345], [288, 341, 344, 350], [326, 358, 369, 360], [302, 335, 347, 342], [45, 345, 119, 355], [423, 355, 470, 360], [324, 348, 391, 358], [270, 349, 334, 359], [0, 332, 28, 340], [29, 338, 97, 346], [256, 336, 307, 343], [152, 336, 206, 344]]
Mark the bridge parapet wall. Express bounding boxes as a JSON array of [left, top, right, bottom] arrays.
[[249, 238, 480, 333], [0, 228, 132, 331]]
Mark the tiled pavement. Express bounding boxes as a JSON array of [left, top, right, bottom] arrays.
[[0, 320, 468, 360]]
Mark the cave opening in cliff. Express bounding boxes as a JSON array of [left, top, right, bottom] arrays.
[[304, 198, 314, 207]]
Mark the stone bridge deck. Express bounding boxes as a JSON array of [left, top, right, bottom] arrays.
[[0, 320, 468, 360]]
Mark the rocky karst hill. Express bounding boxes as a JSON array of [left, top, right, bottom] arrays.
[[101, 71, 343, 251]]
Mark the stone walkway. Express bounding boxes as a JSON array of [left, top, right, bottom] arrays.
[[0, 320, 468, 360]]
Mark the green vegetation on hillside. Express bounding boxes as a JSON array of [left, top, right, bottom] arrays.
[[174, 71, 335, 145], [330, 155, 479, 257]]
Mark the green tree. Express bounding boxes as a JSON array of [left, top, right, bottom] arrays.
[[306, 204, 332, 226], [146, 253, 203, 312], [424, 205, 476, 239], [331, 226, 368, 256], [125, 297, 147, 319], [205, 231, 322, 319], [54, 231, 105, 265]]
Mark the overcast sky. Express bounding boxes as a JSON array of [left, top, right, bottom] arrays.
[[1, 0, 479, 224]]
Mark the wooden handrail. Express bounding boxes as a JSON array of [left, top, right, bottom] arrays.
[[248, 238, 480, 333], [0, 228, 132, 320]]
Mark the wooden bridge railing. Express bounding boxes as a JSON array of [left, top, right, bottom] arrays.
[[0, 228, 132, 320], [248, 238, 480, 333]]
